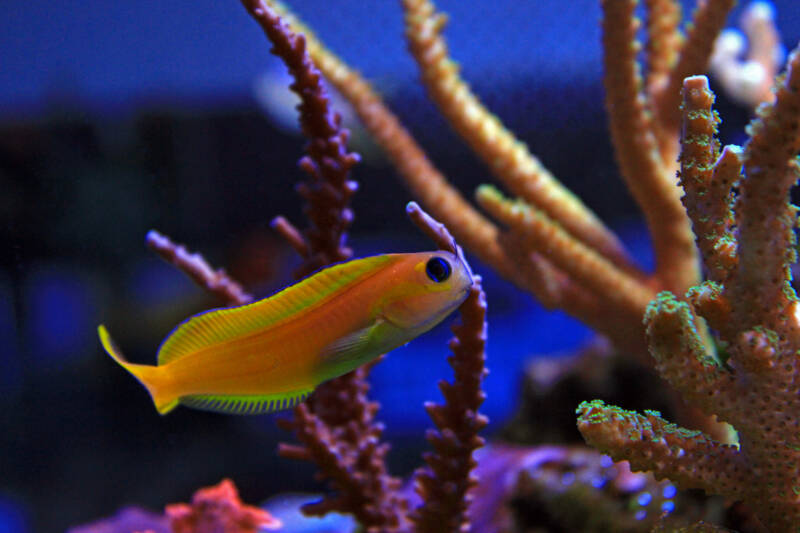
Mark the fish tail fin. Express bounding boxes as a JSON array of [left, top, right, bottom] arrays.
[[97, 325, 179, 415]]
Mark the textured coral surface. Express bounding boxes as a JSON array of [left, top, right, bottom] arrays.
[[579, 50, 800, 531]]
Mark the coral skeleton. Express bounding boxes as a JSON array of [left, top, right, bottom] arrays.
[[578, 47, 800, 531]]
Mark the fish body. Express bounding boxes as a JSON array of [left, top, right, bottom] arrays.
[[98, 251, 472, 415]]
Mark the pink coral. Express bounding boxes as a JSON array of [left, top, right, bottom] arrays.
[[165, 479, 281, 533]]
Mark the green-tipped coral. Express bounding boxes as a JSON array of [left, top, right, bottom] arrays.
[[579, 54, 800, 531]]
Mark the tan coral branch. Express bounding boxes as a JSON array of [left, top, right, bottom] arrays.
[[496, 232, 567, 309], [644, 0, 684, 96], [643, 0, 684, 166], [264, 0, 557, 300], [732, 46, 800, 335], [644, 293, 738, 420], [652, 0, 736, 138], [577, 400, 748, 501], [401, 0, 635, 271], [678, 76, 741, 284], [476, 185, 655, 322], [601, 0, 699, 295]]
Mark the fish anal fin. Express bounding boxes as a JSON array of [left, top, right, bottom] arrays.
[[179, 389, 312, 415]]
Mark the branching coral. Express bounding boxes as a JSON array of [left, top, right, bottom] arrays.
[[263, 0, 735, 359], [80, 0, 800, 529], [578, 47, 800, 530], [241, 3, 490, 531], [115, 2, 491, 530], [406, 205, 489, 533], [238, 2, 407, 528]]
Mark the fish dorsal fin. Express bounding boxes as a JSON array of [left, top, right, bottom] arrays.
[[156, 254, 394, 365], [179, 388, 312, 415]]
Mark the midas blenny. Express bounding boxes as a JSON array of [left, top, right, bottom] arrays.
[[98, 251, 472, 415]]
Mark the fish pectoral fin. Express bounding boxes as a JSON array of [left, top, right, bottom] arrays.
[[180, 389, 313, 415], [320, 319, 384, 366]]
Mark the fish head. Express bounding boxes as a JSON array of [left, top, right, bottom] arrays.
[[379, 251, 473, 331]]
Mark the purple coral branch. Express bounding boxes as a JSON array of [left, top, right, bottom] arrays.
[[241, 6, 491, 530], [240, 2, 408, 530], [407, 201, 489, 532], [145, 229, 254, 306], [239, 0, 359, 278]]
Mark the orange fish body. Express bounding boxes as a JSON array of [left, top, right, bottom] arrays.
[[98, 251, 472, 415]]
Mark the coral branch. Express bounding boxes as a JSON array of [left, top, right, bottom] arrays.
[[405, 201, 458, 255], [732, 46, 800, 334], [276, 394, 405, 529], [145, 229, 254, 306], [476, 185, 656, 321], [644, 0, 683, 96], [678, 76, 740, 284], [401, 0, 634, 271], [410, 278, 488, 532], [644, 293, 737, 419], [404, 203, 490, 532], [240, 3, 407, 530], [241, 0, 359, 277], [602, 0, 699, 295], [497, 232, 568, 309], [654, 0, 736, 137], [269, 215, 309, 258], [577, 401, 748, 501]]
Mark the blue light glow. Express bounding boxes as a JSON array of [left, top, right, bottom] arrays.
[[24, 266, 98, 365], [636, 491, 652, 506]]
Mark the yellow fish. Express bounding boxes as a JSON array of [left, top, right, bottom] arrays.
[[98, 251, 472, 415]]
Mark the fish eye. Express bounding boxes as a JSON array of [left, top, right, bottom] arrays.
[[425, 257, 452, 283]]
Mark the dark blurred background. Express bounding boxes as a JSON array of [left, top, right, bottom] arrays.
[[2, 1, 797, 531]]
